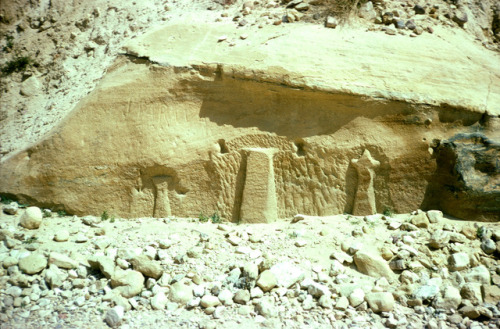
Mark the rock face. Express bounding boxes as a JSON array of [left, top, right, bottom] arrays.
[[0, 20, 499, 221], [426, 133, 500, 221]]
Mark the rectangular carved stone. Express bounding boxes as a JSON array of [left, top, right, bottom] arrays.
[[240, 148, 278, 223]]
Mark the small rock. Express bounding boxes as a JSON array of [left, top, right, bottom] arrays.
[[295, 3, 309, 11], [6, 286, 22, 297], [20, 76, 42, 96], [452, 11, 468, 27], [349, 288, 365, 307], [414, 284, 440, 300], [233, 290, 250, 305], [330, 251, 353, 264], [325, 16, 338, 29], [354, 250, 394, 279], [130, 255, 162, 279], [81, 216, 101, 226], [200, 295, 221, 308], [449, 232, 467, 243], [242, 262, 259, 281], [294, 239, 307, 247], [405, 20, 416, 30], [461, 226, 476, 239], [3, 202, 19, 215], [464, 265, 490, 285], [482, 285, 500, 304], [19, 207, 43, 229], [75, 234, 88, 243], [335, 296, 349, 310], [410, 212, 429, 228], [291, 214, 305, 223], [250, 287, 263, 298], [255, 296, 277, 318], [256, 270, 277, 292], [414, 5, 426, 15], [365, 292, 395, 312], [151, 291, 168, 310], [18, 253, 47, 274], [227, 236, 241, 246], [54, 230, 70, 242], [460, 305, 480, 319], [433, 286, 461, 310], [480, 238, 496, 254], [358, 1, 377, 21], [429, 230, 450, 249], [88, 256, 115, 279], [168, 281, 193, 305], [426, 210, 443, 223], [308, 281, 330, 298], [448, 253, 469, 271], [218, 289, 234, 305], [187, 297, 200, 308], [110, 269, 144, 298], [460, 283, 483, 305], [49, 252, 78, 269], [269, 262, 305, 288], [104, 306, 124, 328], [394, 20, 405, 29], [45, 264, 68, 289], [329, 260, 345, 276]]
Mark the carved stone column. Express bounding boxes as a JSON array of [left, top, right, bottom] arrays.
[[240, 148, 278, 223], [152, 176, 171, 218], [351, 149, 380, 216]]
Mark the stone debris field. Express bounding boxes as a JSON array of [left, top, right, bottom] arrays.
[[0, 201, 499, 328]]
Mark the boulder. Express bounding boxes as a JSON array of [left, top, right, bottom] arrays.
[[49, 252, 78, 269], [256, 270, 277, 292], [255, 296, 277, 318], [168, 281, 193, 305], [464, 265, 490, 285], [18, 253, 47, 274], [410, 212, 429, 228], [151, 291, 168, 310], [104, 306, 124, 328], [354, 250, 394, 279], [19, 207, 43, 229], [433, 286, 461, 310], [269, 262, 305, 288], [365, 292, 395, 312], [111, 269, 144, 298], [448, 253, 469, 271], [130, 254, 163, 279]]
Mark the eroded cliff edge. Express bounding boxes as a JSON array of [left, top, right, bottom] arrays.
[[1, 20, 499, 221]]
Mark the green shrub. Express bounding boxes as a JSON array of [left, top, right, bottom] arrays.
[[22, 236, 38, 244], [3, 36, 14, 52], [1, 56, 33, 75], [101, 211, 110, 221], [383, 207, 394, 217]]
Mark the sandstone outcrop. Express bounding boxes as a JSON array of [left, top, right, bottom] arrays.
[[0, 19, 499, 221]]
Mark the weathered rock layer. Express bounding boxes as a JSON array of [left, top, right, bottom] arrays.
[[1, 21, 499, 221]]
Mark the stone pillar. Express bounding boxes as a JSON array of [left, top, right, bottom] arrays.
[[152, 176, 171, 218], [351, 149, 380, 216], [240, 148, 278, 223]]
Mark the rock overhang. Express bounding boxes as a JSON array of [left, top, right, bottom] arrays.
[[122, 19, 500, 115]]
